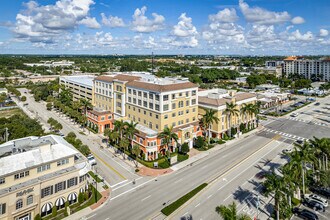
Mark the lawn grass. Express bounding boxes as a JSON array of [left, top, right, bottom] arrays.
[[161, 183, 208, 216], [0, 108, 24, 118], [88, 171, 103, 183]]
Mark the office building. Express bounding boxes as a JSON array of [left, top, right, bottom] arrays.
[[0, 135, 89, 220], [198, 89, 257, 139]]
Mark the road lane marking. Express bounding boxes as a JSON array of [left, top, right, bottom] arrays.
[[102, 149, 138, 176], [221, 155, 228, 158], [195, 203, 200, 208], [201, 165, 208, 170], [174, 178, 183, 184], [91, 150, 126, 180], [86, 214, 97, 219], [112, 180, 134, 191], [141, 195, 151, 202], [223, 194, 231, 202], [207, 194, 213, 199], [110, 177, 157, 201], [110, 179, 128, 188]]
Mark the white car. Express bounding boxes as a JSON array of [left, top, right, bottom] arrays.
[[290, 113, 299, 117], [282, 149, 293, 154], [306, 194, 328, 207], [87, 155, 97, 166]]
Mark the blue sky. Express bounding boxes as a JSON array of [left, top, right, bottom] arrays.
[[0, 0, 329, 55]]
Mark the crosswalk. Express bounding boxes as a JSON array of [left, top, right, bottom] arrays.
[[288, 117, 328, 127], [263, 128, 309, 142]]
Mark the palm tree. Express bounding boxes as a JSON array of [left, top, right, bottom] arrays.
[[132, 144, 142, 168], [309, 137, 330, 170], [157, 126, 178, 154], [215, 202, 251, 220], [263, 171, 285, 220], [224, 102, 239, 137], [240, 103, 254, 130], [114, 120, 126, 140], [119, 137, 130, 159], [108, 130, 119, 146], [124, 121, 138, 148], [252, 102, 261, 127], [80, 98, 92, 116], [202, 108, 220, 144]]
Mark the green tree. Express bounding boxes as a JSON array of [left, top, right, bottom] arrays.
[[80, 98, 92, 115], [202, 108, 220, 144], [21, 96, 26, 102], [240, 103, 254, 130], [78, 192, 84, 204], [119, 138, 130, 159], [215, 202, 251, 220], [52, 206, 57, 217], [158, 126, 178, 154], [224, 102, 239, 137], [124, 121, 138, 148], [132, 144, 142, 167], [180, 143, 190, 154], [46, 102, 52, 110], [114, 120, 125, 140], [34, 214, 41, 220]]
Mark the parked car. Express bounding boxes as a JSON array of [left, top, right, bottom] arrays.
[[306, 194, 328, 207], [296, 209, 319, 220], [291, 113, 299, 117], [314, 102, 320, 106], [87, 154, 97, 166], [282, 148, 293, 154], [310, 187, 330, 199], [295, 140, 304, 145], [304, 199, 325, 212]]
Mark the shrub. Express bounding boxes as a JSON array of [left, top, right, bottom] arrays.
[[78, 192, 84, 204], [52, 206, 57, 217], [84, 191, 89, 201], [217, 139, 226, 145], [291, 197, 300, 206], [135, 168, 140, 172], [239, 123, 245, 132], [178, 153, 189, 162], [34, 214, 41, 220], [21, 96, 26, 102], [194, 136, 205, 148], [180, 143, 190, 154], [64, 201, 69, 216], [46, 102, 52, 110]]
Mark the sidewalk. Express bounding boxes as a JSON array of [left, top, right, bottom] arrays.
[[171, 127, 263, 171]]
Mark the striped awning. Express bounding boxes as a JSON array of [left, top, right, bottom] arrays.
[[85, 183, 89, 190], [80, 188, 84, 193], [55, 197, 65, 207], [41, 202, 53, 212], [67, 192, 77, 201]]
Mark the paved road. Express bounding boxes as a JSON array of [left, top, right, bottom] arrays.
[[13, 88, 143, 187]]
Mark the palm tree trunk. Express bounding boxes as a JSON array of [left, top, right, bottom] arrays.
[[208, 125, 211, 144], [228, 115, 231, 137]]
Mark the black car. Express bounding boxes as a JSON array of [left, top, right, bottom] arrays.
[[296, 209, 319, 220], [310, 187, 330, 199], [314, 102, 320, 106], [304, 199, 325, 212]]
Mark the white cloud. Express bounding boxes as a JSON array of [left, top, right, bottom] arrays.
[[209, 8, 238, 23], [13, 0, 96, 43], [131, 6, 165, 33], [101, 13, 125, 27], [79, 17, 101, 29], [288, 30, 313, 41], [172, 13, 198, 37], [239, 0, 291, 25], [320, 29, 329, 37], [291, 16, 305, 25]]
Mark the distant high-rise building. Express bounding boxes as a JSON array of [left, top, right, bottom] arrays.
[[283, 56, 330, 81]]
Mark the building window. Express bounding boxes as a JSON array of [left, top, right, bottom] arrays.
[[55, 181, 66, 193], [156, 124, 159, 129], [67, 177, 78, 188], [143, 101, 148, 107], [172, 122, 176, 127], [191, 99, 196, 105], [14, 171, 29, 180], [192, 90, 196, 95], [186, 100, 189, 106], [155, 104, 160, 111], [192, 108, 196, 112], [164, 115, 168, 119], [128, 97, 132, 102], [16, 199, 23, 210], [178, 101, 184, 108], [133, 90, 137, 95], [178, 111, 183, 116], [155, 115, 159, 119], [149, 93, 153, 99], [186, 91, 189, 97], [0, 178, 5, 185], [149, 122, 152, 129], [172, 113, 176, 117], [155, 95, 160, 101], [128, 89, 132, 94], [163, 95, 169, 101], [0, 203, 6, 215], [144, 111, 146, 115], [57, 159, 69, 166], [137, 99, 141, 105], [144, 120, 146, 124], [116, 85, 122, 92], [179, 93, 182, 97], [172, 103, 176, 109], [163, 104, 169, 111], [27, 195, 33, 206], [186, 109, 189, 114], [149, 103, 153, 109], [149, 112, 152, 117], [42, 186, 53, 198], [186, 118, 189, 123], [138, 91, 142, 96], [38, 164, 50, 173], [143, 92, 148, 98], [172, 94, 175, 99]]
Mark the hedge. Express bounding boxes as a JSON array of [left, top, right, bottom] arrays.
[[161, 183, 208, 216], [88, 171, 102, 183]]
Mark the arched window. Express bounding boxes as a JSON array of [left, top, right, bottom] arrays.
[[27, 195, 33, 205], [16, 199, 23, 210]]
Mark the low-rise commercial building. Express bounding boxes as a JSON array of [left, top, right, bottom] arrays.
[[198, 89, 257, 139], [0, 135, 89, 220], [0, 88, 8, 95], [59, 75, 94, 101]]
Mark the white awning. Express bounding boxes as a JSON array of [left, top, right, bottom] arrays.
[[85, 183, 89, 190], [78, 162, 90, 176], [41, 202, 53, 212], [80, 188, 84, 193], [55, 197, 65, 207], [68, 192, 77, 201]]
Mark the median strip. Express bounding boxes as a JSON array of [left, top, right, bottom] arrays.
[[161, 183, 208, 216]]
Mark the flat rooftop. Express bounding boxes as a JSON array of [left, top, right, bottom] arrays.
[[0, 135, 80, 177], [60, 75, 95, 88]]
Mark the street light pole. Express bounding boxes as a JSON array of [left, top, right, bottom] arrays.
[[95, 167, 98, 203]]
